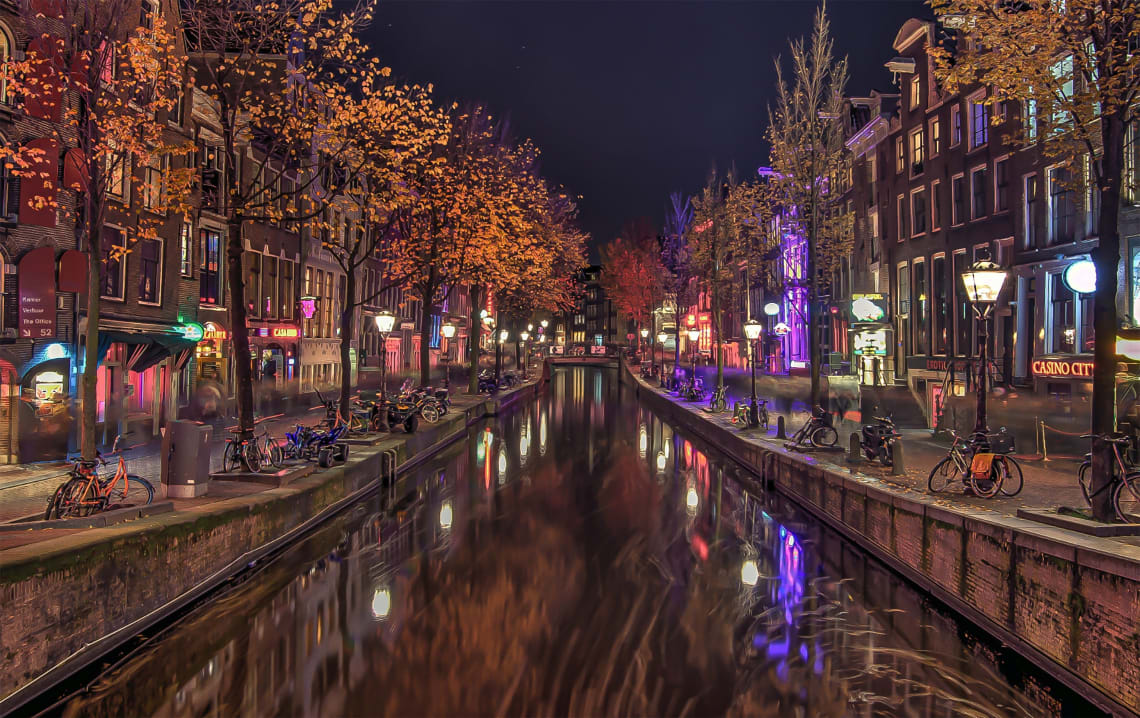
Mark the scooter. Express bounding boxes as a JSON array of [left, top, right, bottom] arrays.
[[861, 414, 901, 466]]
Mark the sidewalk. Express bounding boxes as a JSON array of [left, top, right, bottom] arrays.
[[650, 380, 1089, 520], [0, 385, 495, 527]]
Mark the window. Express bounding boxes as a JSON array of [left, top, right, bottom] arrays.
[[199, 229, 221, 304], [931, 179, 942, 231], [141, 159, 163, 210], [281, 260, 294, 320], [932, 255, 948, 354], [897, 263, 911, 317], [951, 105, 962, 146], [910, 127, 924, 174], [1085, 154, 1100, 237], [896, 194, 906, 241], [994, 157, 1010, 213], [868, 208, 880, 264], [1023, 97, 1038, 140], [100, 227, 125, 299], [107, 150, 128, 199], [245, 252, 261, 318], [971, 166, 988, 219], [140, 0, 155, 30], [911, 187, 927, 236], [895, 136, 905, 174], [1050, 272, 1075, 353], [1048, 166, 1076, 244], [0, 150, 18, 219], [263, 256, 278, 318], [0, 26, 11, 105], [179, 221, 193, 276], [200, 144, 223, 212], [1127, 121, 1138, 203], [138, 237, 161, 304], [1024, 174, 1039, 248], [951, 174, 965, 225], [1051, 56, 1074, 128], [930, 117, 941, 156], [970, 94, 989, 148], [913, 258, 928, 355], [303, 267, 314, 336], [910, 74, 921, 109]]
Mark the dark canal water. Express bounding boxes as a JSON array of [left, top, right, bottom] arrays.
[[50, 368, 1096, 717]]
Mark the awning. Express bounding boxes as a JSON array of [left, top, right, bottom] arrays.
[[97, 330, 199, 373]]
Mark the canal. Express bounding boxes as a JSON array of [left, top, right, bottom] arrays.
[[46, 367, 1095, 717]]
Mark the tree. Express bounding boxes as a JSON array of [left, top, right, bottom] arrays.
[[325, 81, 448, 418], [929, 0, 1140, 521], [179, 0, 377, 441], [599, 221, 664, 349], [4, 1, 189, 461], [661, 191, 696, 378], [765, 4, 852, 410], [689, 169, 769, 397]]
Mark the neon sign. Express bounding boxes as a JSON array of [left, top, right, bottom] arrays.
[[272, 327, 299, 338], [202, 322, 227, 341], [299, 296, 318, 319], [1031, 357, 1094, 379], [177, 323, 205, 342]]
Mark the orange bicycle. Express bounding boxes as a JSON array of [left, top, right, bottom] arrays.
[[44, 436, 155, 520]]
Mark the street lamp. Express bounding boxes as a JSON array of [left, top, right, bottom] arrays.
[[639, 326, 649, 358], [519, 331, 530, 378], [440, 322, 456, 389], [375, 310, 396, 431], [657, 331, 669, 387], [497, 329, 509, 383], [961, 255, 1008, 445], [687, 327, 701, 384], [743, 319, 764, 427]]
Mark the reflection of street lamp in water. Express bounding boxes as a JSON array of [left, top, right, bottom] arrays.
[[371, 587, 391, 619]]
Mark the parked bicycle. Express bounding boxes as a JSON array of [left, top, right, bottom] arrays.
[[45, 436, 155, 520], [788, 405, 838, 448], [731, 399, 769, 429], [708, 385, 727, 412], [927, 429, 1023, 498], [1077, 433, 1140, 521]]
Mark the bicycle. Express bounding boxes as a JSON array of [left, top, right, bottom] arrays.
[[708, 385, 727, 412], [731, 399, 769, 429], [788, 405, 838, 448], [256, 415, 285, 468], [45, 436, 155, 520], [1077, 433, 1140, 521], [927, 430, 1023, 498]]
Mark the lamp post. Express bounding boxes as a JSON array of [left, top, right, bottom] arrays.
[[687, 327, 701, 384], [961, 255, 1008, 447], [519, 331, 530, 378], [374, 310, 396, 431], [744, 319, 763, 427], [440, 322, 456, 389], [657, 331, 668, 387], [639, 327, 649, 360], [497, 328, 508, 383]]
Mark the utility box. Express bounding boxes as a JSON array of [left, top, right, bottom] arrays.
[[162, 420, 213, 498]]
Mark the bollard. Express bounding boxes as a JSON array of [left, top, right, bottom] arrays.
[[776, 415, 787, 440], [847, 432, 862, 464], [891, 439, 906, 475]]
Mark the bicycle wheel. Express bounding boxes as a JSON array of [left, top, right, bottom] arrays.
[[264, 437, 284, 468], [968, 462, 1003, 498], [1078, 461, 1092, 506], [997, 456, 1024, 497], [759, 408, 769, 429], [927, 457, 958, 492], [109, 475, 155, 506], [244, 442, 263, 473], [57, 477, 99, 518], [223, 441, 240, 473], [811, 425, 838, 448], [421, 404, 441, 424], [1114, 473, 1140, 522], [44, 482, 68, 520]]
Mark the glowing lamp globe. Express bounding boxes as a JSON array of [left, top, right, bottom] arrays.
[[520, 331, 530, 342], [499, 330, 509, 342], [1063, 260, 1097, 295], [687, 328, 701, 343], [961, 259, 1008, 305], [763, 302, 780, 316], [640, 328, 649, 338], [741, 560, 759, 587], [441, 323, 456, 339], [657, 332, 668, 344], [375, 311, 396, 334], [541, 319, 549, 328], [743, 320, 763, 341]]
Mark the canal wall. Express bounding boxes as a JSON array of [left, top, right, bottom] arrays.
[[619, 363, 1140, 717], [0, 383, 543, 712]]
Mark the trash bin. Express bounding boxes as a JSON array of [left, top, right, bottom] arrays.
[[162, 420, 213, 498]]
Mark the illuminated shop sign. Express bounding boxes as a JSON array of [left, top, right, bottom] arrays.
[[177, 322, 205, 342], [272, 327, 299, 338], [1031, 356, 1094, 379], [852, 328, 887, 356], [850, 293, 888, 323], [202, 322, 227, 341]]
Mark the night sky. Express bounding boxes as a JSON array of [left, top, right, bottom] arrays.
[[370, 0, 926, 257]]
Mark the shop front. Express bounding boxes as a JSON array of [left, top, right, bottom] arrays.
[[19, 355, 72, 461], [849, 293, 893, 387], [249, 322, 301, 411], [193, 320, 230, 420]]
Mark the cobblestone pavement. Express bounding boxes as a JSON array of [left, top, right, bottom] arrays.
[[0, 386, 495, 525], [647, 381, 1089, 517]]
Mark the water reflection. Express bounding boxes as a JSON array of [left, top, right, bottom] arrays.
[[58, 368, 1092, 718]]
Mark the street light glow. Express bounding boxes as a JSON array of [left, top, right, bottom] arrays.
[[657, 331, 668, 344], [763, 302, 780, 316], [741, 560, 759, 586], [441, 323, 456, 339], [743, 319, 763, 340], [687, 328, 700, 343], [374, 310, 395, 334], [961, 258, 1008, 304], [439, 501, 453, 530]]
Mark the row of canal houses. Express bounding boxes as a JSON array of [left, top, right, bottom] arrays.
[[0, 0, 470, 462], [675, 16, 1140, 436]]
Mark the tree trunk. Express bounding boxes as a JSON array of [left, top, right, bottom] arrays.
[[515, 339, 522, 374], [808, 199, 822, 410], [713, 289, 723, 392], [338, 268, 355, 421], [82, 226, 100, 460], [1089, 112, 1125, 522], [468, 284, 481, 394], [227, 216, 254, 438], [673, 323, 681, 382], [419, 298, 433, 386]]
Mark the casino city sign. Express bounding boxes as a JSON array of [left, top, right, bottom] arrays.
[[1031, 356, 1094, 379]]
